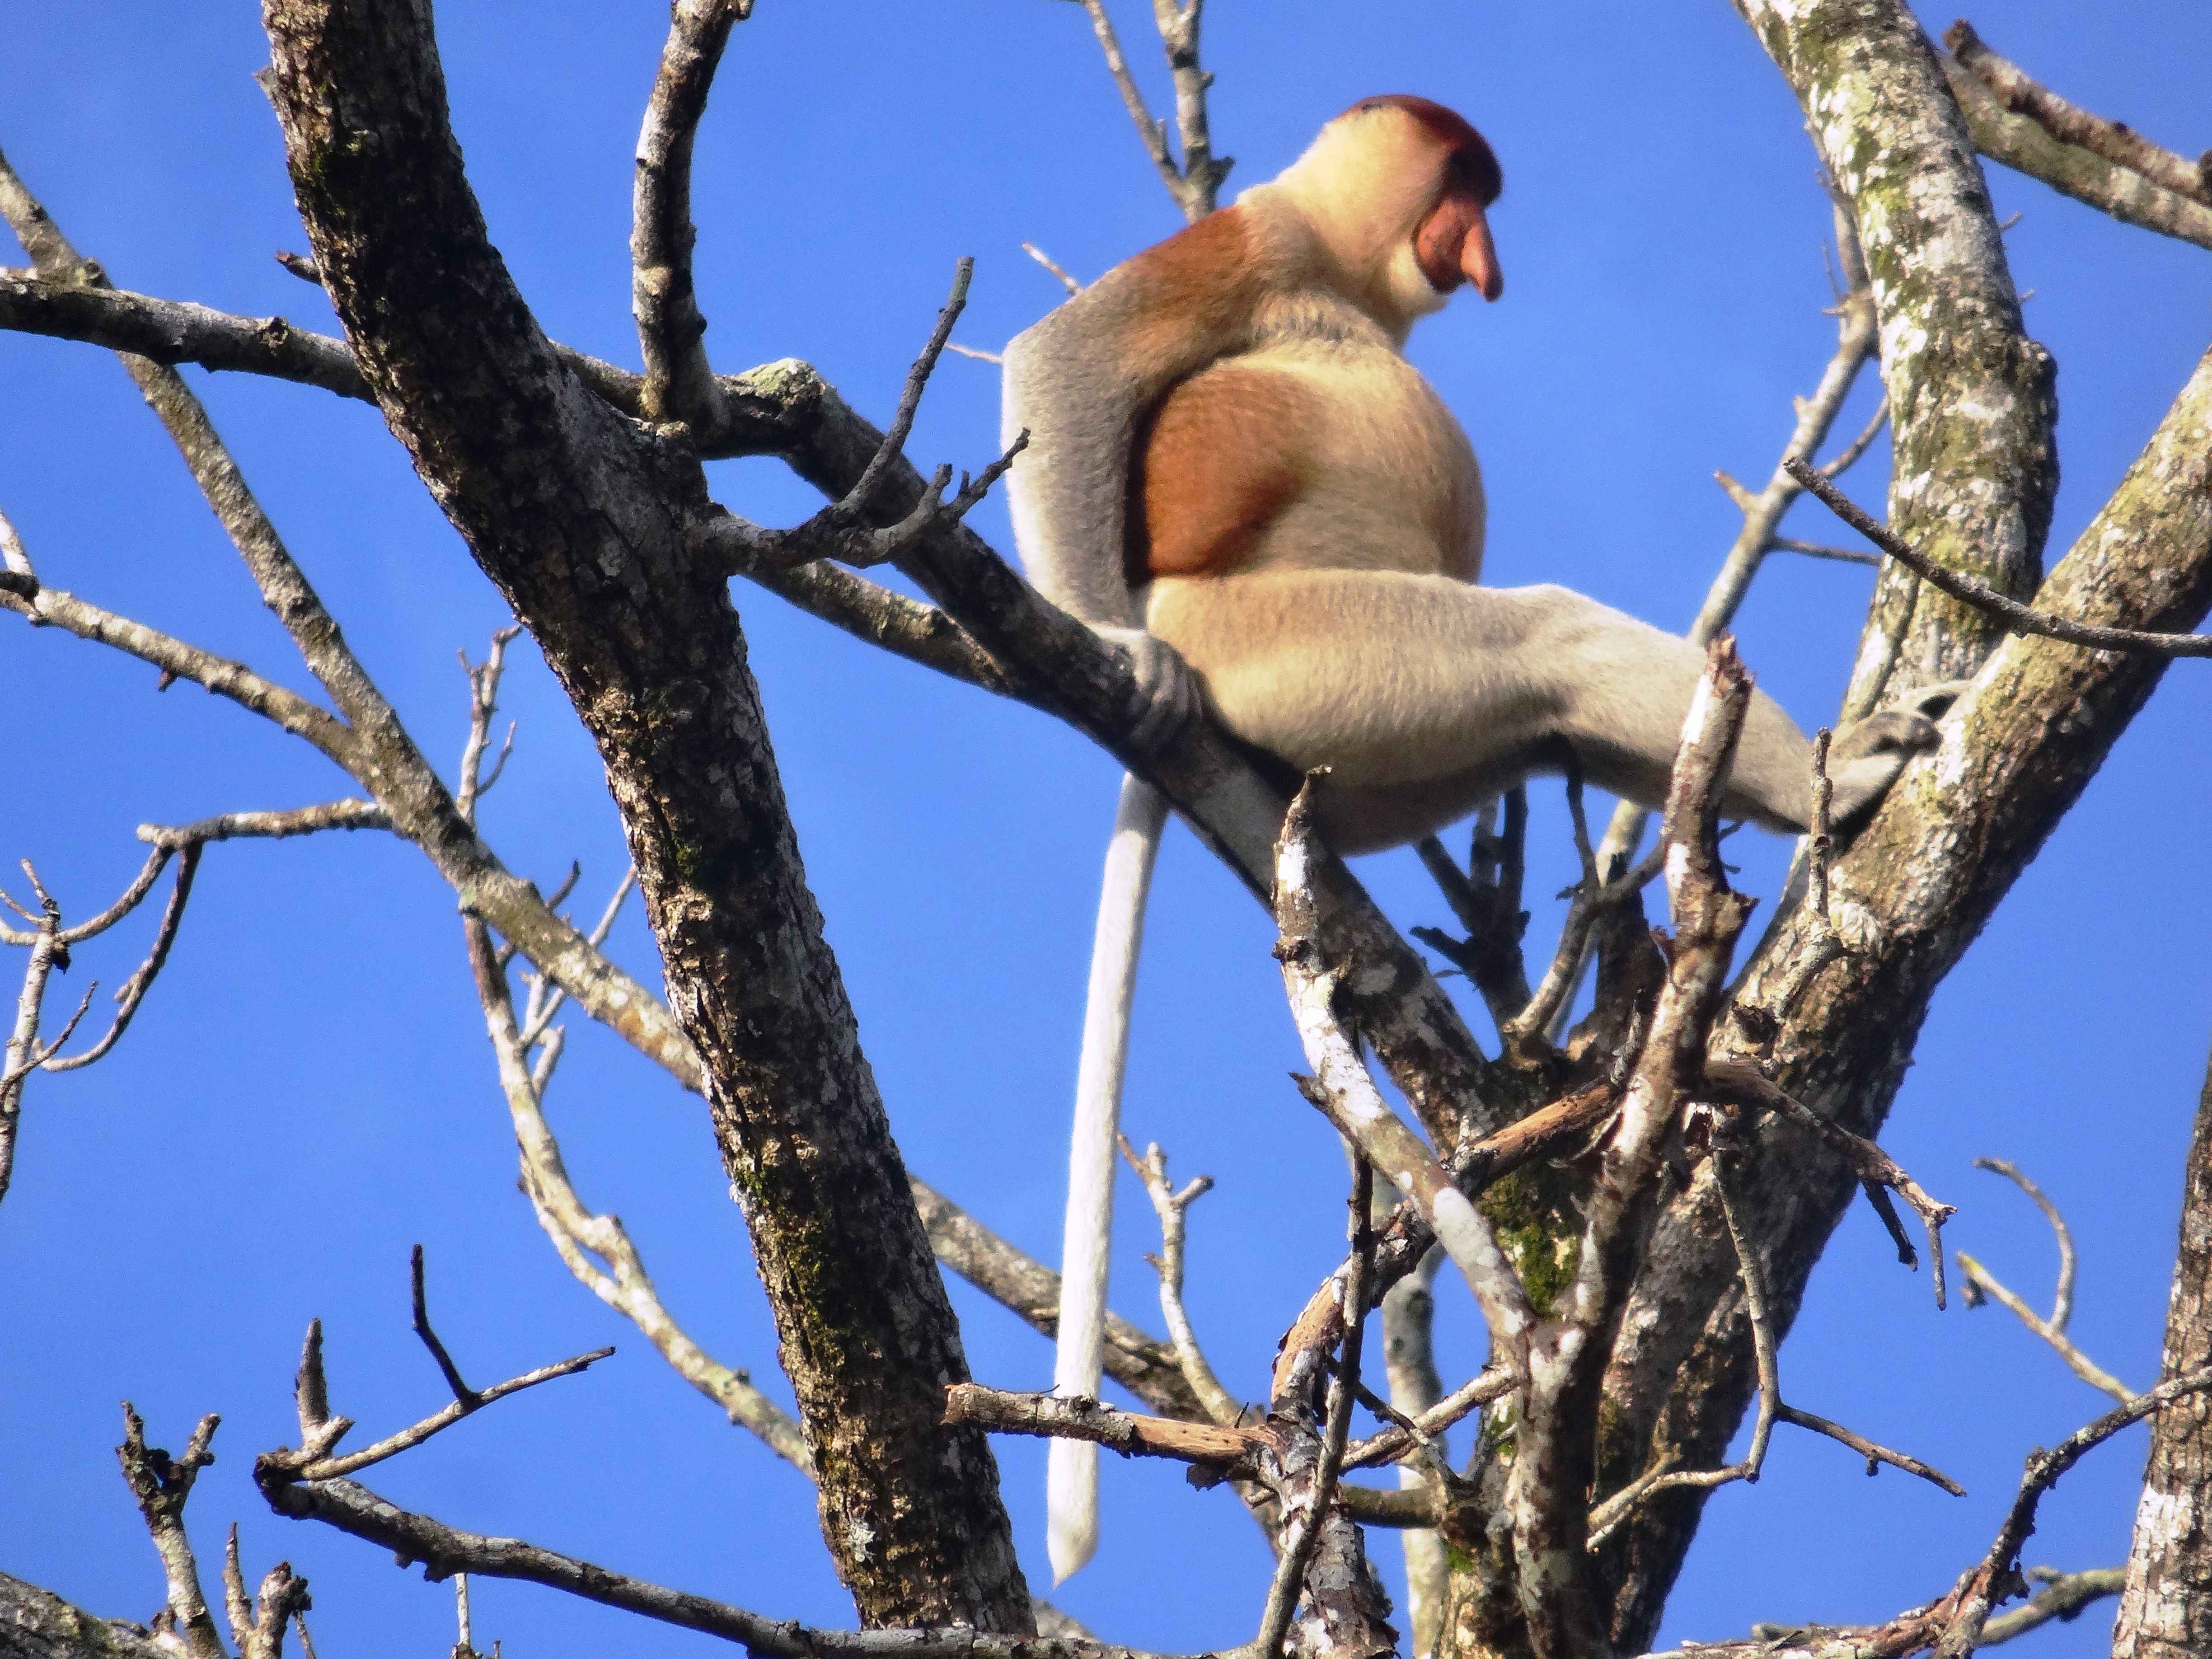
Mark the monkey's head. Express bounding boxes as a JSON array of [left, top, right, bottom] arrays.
[[1272, 95, 1503, 331]]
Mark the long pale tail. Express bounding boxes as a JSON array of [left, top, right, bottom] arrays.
[[1047, 773, 1167, 1585]]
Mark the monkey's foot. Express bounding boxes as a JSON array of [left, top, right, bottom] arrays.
[[1099, 626, 1205, 757], [1827, 679, 1973, 824]]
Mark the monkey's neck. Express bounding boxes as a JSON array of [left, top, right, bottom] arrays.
[[1247, 286, 1400, 354]]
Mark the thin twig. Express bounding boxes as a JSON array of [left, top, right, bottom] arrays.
[[1703, 1058, 1956, 1307], [1022, 242, 1083, 295], [1766, 537, 1882, 566], [460, 914, 809, 1467], [411, 1246, 478, 1406], [1342, 1368, 1515, 1472], [1587, 1158, 1783, 1548], [1936, 1364, 2212, 1654], [1955, 1179, 2134, 1409], [1758, 730, 1846, 1021], [272, 1343, 614, 1484], [1120, 1138, 1242, 1425], [1586, 216, 1884, 895], [41, 844, 200, 1072], [1978, 1566, 2125, 1645], [1786, 457, 2212, 656], [699, 261, 1028, 572], [1771, 1405, 1965, 1495]]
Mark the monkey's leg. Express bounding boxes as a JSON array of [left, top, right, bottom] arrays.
[[1148, 571, 1840, 848]]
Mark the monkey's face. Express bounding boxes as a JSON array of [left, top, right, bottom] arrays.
[[1282, 97, 1504, 330]]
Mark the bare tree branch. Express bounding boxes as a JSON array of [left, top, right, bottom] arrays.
[[1937, 1364, 2212, 1654], [1956, 1158, 2134, 1404], [1947, 23, 2211, 205], [1254, 1162, 1375, 1659], [1507, 641, 1760, 1656], [698, 262, 1029, 574], [257, 1468, 1208, 1659], [633, 0, 747, 425], [115, 1406, 225, 1659], [1121, 1139, 1242, 1425], [1939, 52, 2212, 254], [1786, 457, 2212, 656]]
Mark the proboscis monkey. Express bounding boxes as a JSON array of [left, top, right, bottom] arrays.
[[1002, 95, 1955, 1581]]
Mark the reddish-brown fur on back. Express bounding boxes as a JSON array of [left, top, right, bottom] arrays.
[[1341, 94, 1502, 204], [1115, 206, 1270, 382], [1129, 367, 1318, 583]]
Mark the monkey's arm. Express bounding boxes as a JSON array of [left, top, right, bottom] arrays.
[[1000, 206, 1273, 628]]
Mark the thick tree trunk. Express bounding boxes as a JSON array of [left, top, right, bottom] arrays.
[[257, 0, 1028, 1630], [1590, 339, 2212, 1650], [1438, 3, 2069, 1645], [2112, 1037, 2212, 1656]]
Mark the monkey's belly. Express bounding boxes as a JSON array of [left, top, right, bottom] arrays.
[[1135, 348, 1483, 585]]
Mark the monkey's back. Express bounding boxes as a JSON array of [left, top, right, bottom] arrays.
[[1129, 314, 1483, 590]]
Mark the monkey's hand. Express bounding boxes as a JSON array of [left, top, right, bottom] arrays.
[[1826, 680, 1972, 826], [1099, 625, 1205, 758]]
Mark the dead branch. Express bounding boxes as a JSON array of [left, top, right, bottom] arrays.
[[1586, 203, 1885, 912], [942, 1385, 1272, 1473], [1412, 790, 1532, 1030], [460, 910, 811, 1469], [138, 802, 392, 850], [1121, 1139, 1242, 1425], [1022, 242, 1083, 294], [1064, 0, 1229, 223], [1770, 1405, 1965, 1496], [1, 145, 718, 1096], [1701, 1058, 1955, 1305], [0, 843, 208, 1199], [254, 1469, 1206, 1659], [261, 1302, 610, 1484], [1956, 1158, 2134, 1403], [221, 1528, 309, 1659], [1254, 1163, 1377, 1659], [1275, 781, 1537, 1389], [116, 1406, 225, 1659], [1506, 640, 1761, 1657], [1936, 1364, 2212, 1654], [908, 1179, 1206, 1421], [410, 1246, 479, 1406], [1978, 1565, 2124, 1645], [1938, 52, 2212, 253]]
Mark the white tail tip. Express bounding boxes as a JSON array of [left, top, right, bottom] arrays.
[[1046, 1437, 1099, 1584]]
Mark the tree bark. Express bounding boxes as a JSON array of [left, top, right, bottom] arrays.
[[1730, 0, 2058, 720], [2112, 1036, 2212, 1656], [0, 1575, 174, 1659], [257, 0, 1027, 1630], [1593, 334, 2212, 1650]]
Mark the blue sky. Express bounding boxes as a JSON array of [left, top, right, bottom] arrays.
[[3, 3, 2209, 1654]]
